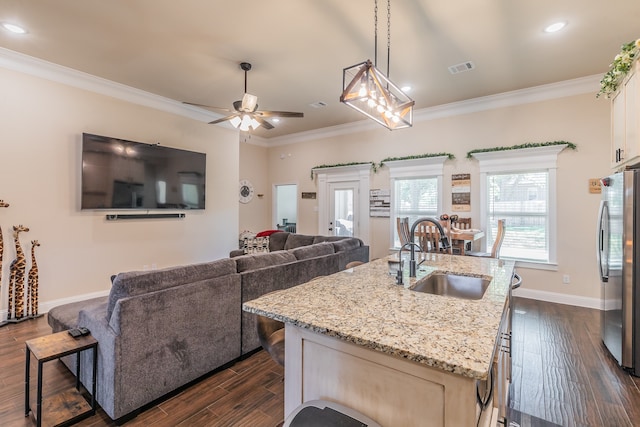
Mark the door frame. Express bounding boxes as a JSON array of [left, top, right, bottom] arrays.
[[315, 164, 371, 245]]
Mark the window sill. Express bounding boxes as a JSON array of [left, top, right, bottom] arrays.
[[512, 260, 558, 271]]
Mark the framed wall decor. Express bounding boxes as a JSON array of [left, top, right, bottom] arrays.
[[452, 173, 471, 212]]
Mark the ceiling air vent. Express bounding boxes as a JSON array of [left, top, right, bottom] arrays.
[[309, 101, 328, 108], [448, 61, 475, 75]]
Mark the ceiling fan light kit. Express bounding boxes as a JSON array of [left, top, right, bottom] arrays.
[[340, 0, 414, 130], [185, 61, 303, 132]]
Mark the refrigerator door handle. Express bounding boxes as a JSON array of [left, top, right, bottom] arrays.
[[597, 200, 609, 282]]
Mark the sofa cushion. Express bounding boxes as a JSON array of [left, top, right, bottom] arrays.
[[332, 238, 362, 252], [290, 242, 335, 260], [107, 258, 237, 321], [243, 236, 270, 254], [48, 296, 108, 332], [268, 231, 290, 251], [284, 233, 315, 250], [312, 235, 347, 244], [235, 250, 297, 273]]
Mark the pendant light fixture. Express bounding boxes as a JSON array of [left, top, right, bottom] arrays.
[[340, 0, 414, 130]]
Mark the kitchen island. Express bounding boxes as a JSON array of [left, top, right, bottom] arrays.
[[243, 253, 515, 426]]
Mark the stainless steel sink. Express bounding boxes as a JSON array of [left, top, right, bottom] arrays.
[[410, 272, 491, 300]]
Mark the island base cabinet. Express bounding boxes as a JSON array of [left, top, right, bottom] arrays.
[[285, 325, 494, 427]]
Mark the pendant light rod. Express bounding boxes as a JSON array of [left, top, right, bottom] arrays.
[[386, 0, 391, 79], [374, 0, 378, 68], [340, 0, 414, 130]]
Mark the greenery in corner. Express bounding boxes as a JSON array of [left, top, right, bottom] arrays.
[[597, 38, 640, 99], [310, 162, 377, 179], [466, 141, 576, 159], [378, 152, 455, 168]]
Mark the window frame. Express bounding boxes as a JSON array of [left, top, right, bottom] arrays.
[[386, 156, 447, 249], [472, 145, 567, 270]]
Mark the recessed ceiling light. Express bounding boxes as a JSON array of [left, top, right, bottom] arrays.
[[544, 21, 567, 33], [271, 118, 280, 123], [1, 22, 27, 34], [401, 86, 412, 92]]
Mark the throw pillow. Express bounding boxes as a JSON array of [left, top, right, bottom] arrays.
[[243, 236, 270, 254], [256, 229, 282, 238]]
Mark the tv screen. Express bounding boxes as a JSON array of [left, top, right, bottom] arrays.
[[81, 133, 206, 210]]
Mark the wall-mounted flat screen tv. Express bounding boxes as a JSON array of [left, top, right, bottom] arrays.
[[81, 133, 206, 210]]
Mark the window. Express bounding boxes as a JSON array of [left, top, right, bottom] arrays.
[[473, 144, 568, 268], [387, 157, 447, 248], [487, 171, 548, 261], [392, 178, 438, 246]]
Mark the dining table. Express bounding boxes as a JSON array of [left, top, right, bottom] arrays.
[[449, 228, 485, 255]]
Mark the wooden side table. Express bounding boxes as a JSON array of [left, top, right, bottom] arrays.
[[25, 331, 98, 427]]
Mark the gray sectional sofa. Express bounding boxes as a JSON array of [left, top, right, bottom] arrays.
[[47, 232, 368, 422]]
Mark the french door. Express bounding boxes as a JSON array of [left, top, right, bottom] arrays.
[[328, 182, 358, 237]]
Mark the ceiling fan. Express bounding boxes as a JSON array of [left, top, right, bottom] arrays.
[[184, 62, 304, 131]]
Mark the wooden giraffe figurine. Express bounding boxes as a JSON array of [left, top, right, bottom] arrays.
[[27, 240, 40, 317], [8, 225, 29, 320], [0, 201, 7, 320]]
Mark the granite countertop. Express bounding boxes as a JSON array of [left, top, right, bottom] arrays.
[[242, 253, 515, 380]]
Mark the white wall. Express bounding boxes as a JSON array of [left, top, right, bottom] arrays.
[[0, 66, 239, 317], [239, 141, 271, 234], [263, 89, 611, 307]]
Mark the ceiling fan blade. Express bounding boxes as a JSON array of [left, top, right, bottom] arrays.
[[183, 101, 234, 113], [208, 113, 240, 125], [252, 115, 275, 130], [255, 110, 304, 118]]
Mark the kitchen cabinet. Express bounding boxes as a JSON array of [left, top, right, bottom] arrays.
[[611, 59, 640, 168], [493, 291, 511, 421]]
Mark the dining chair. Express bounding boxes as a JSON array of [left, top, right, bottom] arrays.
[[467, 219, 506, 259], [416, 222, 443, 253], [396, 217, 411, 246]]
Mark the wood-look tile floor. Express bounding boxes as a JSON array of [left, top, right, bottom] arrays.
[[509, 298, 640, 427], [0, 297, 639, 426]]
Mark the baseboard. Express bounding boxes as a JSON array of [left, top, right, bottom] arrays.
[[0, 289, 110, 322], [513, 287, 602, 310]]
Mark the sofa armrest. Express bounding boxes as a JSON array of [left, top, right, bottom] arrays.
[[230, 249, 245, 258], [76, 301, 120, 418]]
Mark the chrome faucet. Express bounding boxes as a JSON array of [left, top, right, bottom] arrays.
[[408, 217, 451, 277], [397, 242, 422, 284]]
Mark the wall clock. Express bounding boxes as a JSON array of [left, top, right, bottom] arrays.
[[239, 179, 255, 204]]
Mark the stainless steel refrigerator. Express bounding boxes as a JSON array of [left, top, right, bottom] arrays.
[[597, 170, 640, 376]]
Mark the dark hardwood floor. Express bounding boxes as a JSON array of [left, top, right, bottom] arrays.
[[1, 297, 639, 426], [509, 298, 640, 426]]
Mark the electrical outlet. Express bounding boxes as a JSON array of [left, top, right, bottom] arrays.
[[151, 263, 158, 270], [143, 265, 149, 271], [562, 274, 570, 284]]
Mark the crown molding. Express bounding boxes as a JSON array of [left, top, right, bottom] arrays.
[[240, 133, 269, 147], [0, 46, 225, 125], [0, 47, 601, 147], [267, 74, 602, 146]]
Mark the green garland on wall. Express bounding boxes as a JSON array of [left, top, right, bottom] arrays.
[[466, 141, 576, 159], [310, 161, 377, 179], [310, 153, 456, 179], [378, 152, 455, 168]]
